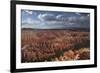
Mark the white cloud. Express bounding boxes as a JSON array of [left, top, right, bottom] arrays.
[[68, 16, 77, 22], [75, 13, 81, 15], [22, 17, 41, 25], [38, 14, 44, 21], [38, 14, 78, 26], [56, 15, 68, 21], [56, 15, 63, 19], [38, 13, 55, 21], [25, 10, 33, 15]]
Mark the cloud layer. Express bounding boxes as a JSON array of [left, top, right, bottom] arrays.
[[21, 10, 90, 29]]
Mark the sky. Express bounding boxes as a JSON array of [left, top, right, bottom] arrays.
[[21, 9, 90, 29]]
